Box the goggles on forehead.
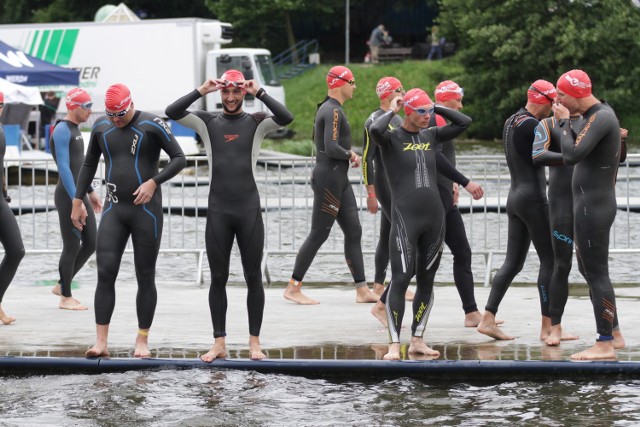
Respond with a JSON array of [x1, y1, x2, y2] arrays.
[[105, 103, 131, 118], [436, 86, 464, 97], [328, 72, 355, 86], [394, 87, 404, 93], [529, 86, 555, 103], [223, 80, 245, 88], [407, 103, 435, 116], [70, 101, 93, 110]]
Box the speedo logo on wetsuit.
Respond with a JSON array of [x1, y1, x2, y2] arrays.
[[553, 230, 573, 245], [224, 134, 239, 142], [403, 142, 431, 151], [130, 134, 139, 155]]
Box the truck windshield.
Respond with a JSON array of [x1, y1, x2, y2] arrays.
[[255, 55, 280, 87]]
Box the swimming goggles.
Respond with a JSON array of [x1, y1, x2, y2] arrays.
[[105, 104, 131, 118]]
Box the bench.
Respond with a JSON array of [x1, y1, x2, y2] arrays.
[[378, 47, 413, 62]]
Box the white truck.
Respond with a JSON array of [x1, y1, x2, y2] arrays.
[[0, 18, 285, 119]]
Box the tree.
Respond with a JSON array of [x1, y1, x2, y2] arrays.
[[205, 0, 342, 56], [436, 0, 640, 139]]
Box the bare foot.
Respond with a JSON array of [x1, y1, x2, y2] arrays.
[[540, 316, 552, 341], [613, 328, 625, 349], [571, 341, 616, 360], [404, 289, 415, 301], [283, 282, 319, 305], [373, 282, 385, 296], [477, 312, 514, 340], [249, 335, 266, 360], [371, 301, 388, 328], [85, 344, 109, 357], [383, 343, 401, 360], [408, 337, 440, 358], [51, 283, 62, 296], [356, 286, 379, 303], [134, 330, 151, 358], [201, 338, 227, 362], [545, 324, 579, 346], [59, 297, 88, 311], [0, 311, 16, 325], [465, 311, 504, 327]]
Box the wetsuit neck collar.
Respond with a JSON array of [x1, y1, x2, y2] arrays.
[[222, 111, 246, 120]]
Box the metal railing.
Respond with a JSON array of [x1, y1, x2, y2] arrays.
[[4, 154, 640, 286]]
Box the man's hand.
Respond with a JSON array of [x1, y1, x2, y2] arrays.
[[71, 198, 88, 231], [452, 183, 459, 206], [552, 102, 570, 120], [464, 181, 484, 200], [133, 179, 158, 205], [241, 80, 260, 96], [89, 191, 103, 214], [367, 195, 379, 214], [198, 79, 226, 95], [350, 151, 361, 168], [389, 96, 403, 114]]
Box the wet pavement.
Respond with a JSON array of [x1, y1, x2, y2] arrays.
[[1, 280, 639, 362]]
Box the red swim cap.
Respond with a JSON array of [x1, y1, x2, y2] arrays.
[[220, 69, 245, 87], [434, 80, 463, 102], [0, 91, 4, 103], [105, 84, 132, 112], [403, 88, 432, 116], [376, 77, 402, 100], [557, 70, 592, 98], [527, 80, 557, 105], [65, 88, 91, 110], [326, 66, 354, 89]]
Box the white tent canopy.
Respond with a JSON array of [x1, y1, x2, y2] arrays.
[[0, 77, 43, 105], [101, 3, 141, 22]]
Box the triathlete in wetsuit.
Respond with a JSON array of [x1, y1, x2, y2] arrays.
[[0, 93, 25, 325], [50, 88, 102, 311], [72, 84, 186, 358], [362, 77, 405, 298], [532, 114, 582, 345], [553, 69, 624, 360], [370, 89, 476, 360], [477, 80, 556, 341], [428, 80, 486, 327], [166, 70, 293, 361], [284, 66, 378, 305]]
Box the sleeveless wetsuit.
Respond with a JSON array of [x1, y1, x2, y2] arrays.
[[428, 113, 479, 314], [0, 124, 24, 303], [291, 97, 366, 287], [484, 108, 552, 317], [75, 111, 186, 329], [362, 109, 403, 285], [370, 106, 472, 343], [166, 89, 293, 339], [50, 120, 97, 298], [559, 102, 621, 339]]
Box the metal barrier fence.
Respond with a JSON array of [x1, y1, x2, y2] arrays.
[[4, 153, 640, 286]]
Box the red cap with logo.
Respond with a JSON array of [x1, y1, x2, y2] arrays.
[[403, 88, 433, 116], [527, 80, 557, 105], [105, 84, 132, 112], [434, 80, 464, 102], [326, 66, 354, 89], [376, 77, 402, 100], [557, 69, 592, 98], [65, 88, 91, 110], [220, 69, 245, 87]]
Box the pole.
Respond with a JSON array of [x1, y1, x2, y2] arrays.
[[345, 0, 350, 64]]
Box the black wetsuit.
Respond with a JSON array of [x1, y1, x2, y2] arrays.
[[75, 112, 186, 329], [0, 124, 25, 303], [291, 97, 366, 287], [532, 116, 581, 326], [362, 109, 403, 285], [427, 113, 479, 314], [485, 108, 552, 317], [51, 120, 97, 298], [166, 89, 293, 339], [559, 102, 621, 340], [370, 106, 472, 343]]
